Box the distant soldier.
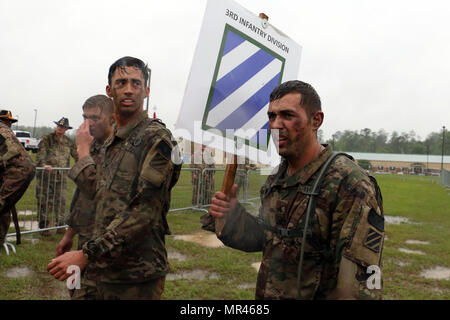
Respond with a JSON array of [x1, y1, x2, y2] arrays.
[[234, 157, 255, 198], [191, 144, 215, 206], [36, 117, 78, 234], [0, 110, 35, 249]]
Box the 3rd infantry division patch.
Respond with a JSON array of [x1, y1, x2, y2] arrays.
[[364, 227, 382, 253]]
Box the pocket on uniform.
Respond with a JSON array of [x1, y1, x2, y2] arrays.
[[342, 205, 384, 268]]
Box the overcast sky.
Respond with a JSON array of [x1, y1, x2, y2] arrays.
[[1, 0, 448, 141]]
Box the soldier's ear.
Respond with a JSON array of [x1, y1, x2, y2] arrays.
[[106, 85, 112, 98], [312, 111, 324, 130]]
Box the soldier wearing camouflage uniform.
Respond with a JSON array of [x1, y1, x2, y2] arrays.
[[56, 95, 114, 253], [209, 81, 384, 300], [47, 57, 181, 300], [36, 117, 78, 232], [55, 95, 114, 299], [190, 145, 215, 206], [0, 110, 35, 246], [234, 157, 255, 198]]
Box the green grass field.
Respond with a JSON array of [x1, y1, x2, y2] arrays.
[[1, 172, 449, 300]]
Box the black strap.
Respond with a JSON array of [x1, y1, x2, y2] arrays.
[[296, 152, 352, 299]]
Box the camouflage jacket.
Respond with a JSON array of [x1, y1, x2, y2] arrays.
[[0, 121, 35, 213], [36, 132, 78, 168], [70, 112, 181, 283], [66, 139, 103, 249], [218, 145, 384, 300]]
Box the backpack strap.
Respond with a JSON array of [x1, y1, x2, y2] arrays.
[[296, 152, 351, 298]]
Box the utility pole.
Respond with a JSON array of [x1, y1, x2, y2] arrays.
[[442, 126, 446, 171], [33, 109, 37, 137]]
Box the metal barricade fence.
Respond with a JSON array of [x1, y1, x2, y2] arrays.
[[6, 166, 269, 242], [442, 169, 450, 188], [169, 168, 206, 213], [7, 167, 75, 239]]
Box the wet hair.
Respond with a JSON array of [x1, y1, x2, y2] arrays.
[[107, 56, 151, 85], [82, 95, 114, 116], [270, 80, 321, 119]]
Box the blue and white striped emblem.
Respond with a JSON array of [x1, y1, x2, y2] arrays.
[[202, 25, 285, 149]]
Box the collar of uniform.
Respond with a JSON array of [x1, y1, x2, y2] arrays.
[[115, 111, 148, 140], [90, 139, 103, 154], [283, 144, 332, 187]]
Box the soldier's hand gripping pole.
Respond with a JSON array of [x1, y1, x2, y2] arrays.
[[215, 155, 238, 237]]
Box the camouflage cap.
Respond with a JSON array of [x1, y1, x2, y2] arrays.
[[0, 110, 18, 123], [54, 117, 72, 129]]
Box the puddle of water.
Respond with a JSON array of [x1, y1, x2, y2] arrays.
[[237, 283, 255, 290], [168, 250, 188, 262], [6, 236, 40, 245], [398, 248, 425, 255], [166, 269, 219, 281], [385, 216, 420, 225], [420, 267, 450, 280], [173, 232, 224, 248], [405, 240, 430, 245], [4, 266, 34, 278], [17, 210, 35, 216], [394, 260, 410, 267], [9, 221, 39, 231], [251, 262, 261, 272]]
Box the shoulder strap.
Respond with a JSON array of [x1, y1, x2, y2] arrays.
[[296, 151, 351, 298]]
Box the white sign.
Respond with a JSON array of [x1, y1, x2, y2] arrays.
[[175, 0, 302, 165]]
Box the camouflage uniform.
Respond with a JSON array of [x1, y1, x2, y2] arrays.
[[36, 132, 78, 228], [190, 152, 215, 206], [66, 140, 103, 249], [0, 121, 35, 244], [218, 145, 384, 299], [69, 112, 181, 299]]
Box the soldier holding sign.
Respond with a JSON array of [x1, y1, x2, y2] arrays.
[[210, 81, 384, 300]]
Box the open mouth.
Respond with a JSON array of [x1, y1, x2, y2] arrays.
[[121, 99, 135, 106]]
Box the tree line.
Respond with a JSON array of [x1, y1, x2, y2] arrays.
[[12, 125, 448, 156], [320, 128, 448, 155]]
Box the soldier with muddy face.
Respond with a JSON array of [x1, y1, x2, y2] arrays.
[[47, 56, 181, 300], [209, 80, 384, 300]]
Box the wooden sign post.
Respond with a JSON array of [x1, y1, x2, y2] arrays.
[[215, 155, 238, 237]]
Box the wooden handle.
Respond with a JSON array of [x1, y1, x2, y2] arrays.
[[216, 155, 238, 236]]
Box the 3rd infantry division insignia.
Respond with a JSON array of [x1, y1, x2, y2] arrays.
[[364, 227, 382, 253]]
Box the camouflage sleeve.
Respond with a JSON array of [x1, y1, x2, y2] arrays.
[[65, 187, 80, 229], [35, 136, 48, 167], [218, 202, 265, 252], [68, 156, 97, 200], [82, 130, 180, 263], [70, 138, 79, 163], [331, 178, 384, 300], [0, 135, 35, 213]]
